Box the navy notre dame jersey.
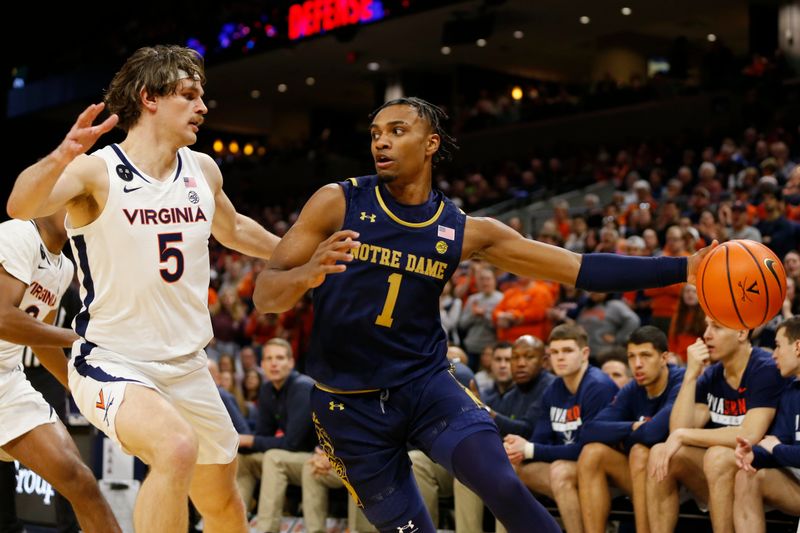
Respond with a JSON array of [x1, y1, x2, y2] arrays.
[[308, 175, 465, 390]]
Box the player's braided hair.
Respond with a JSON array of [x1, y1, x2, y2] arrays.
[[369, 97, 458, 167]]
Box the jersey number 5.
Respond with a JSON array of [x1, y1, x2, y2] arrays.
[[158, 232, 184, 283], [375, 273, 402, 327]]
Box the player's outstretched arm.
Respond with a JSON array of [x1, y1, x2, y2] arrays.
[[0, 267, 77, 348], [7, 103, 117, 220], [254, 184, 359, 314], [462, 216, 716, 291], [200, 153, 280, 259]]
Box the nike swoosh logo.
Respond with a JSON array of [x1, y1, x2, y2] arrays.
[[37, 264, 48, 270], [764, 258, 783, 287], [123, 185, 142, 193]]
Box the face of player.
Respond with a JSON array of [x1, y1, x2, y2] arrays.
[[490, 347, 513, 385], [261, 344, 294, 388], [156, 77, 206, 147], [369, 104, 439, 183], [601, 360, 631, 389], [548, 339, 588, 379], [627, 342, 668, 387], [511, 343, 545, 385], [772, 328, 800, 377], [702, 317, 746, 362]]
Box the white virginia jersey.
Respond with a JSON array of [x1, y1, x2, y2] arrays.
[[67, 144, 215, 361], [0, 220, 73, 372]]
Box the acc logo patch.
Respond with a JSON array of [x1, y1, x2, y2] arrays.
[[116, 164, 134, 182], [188, 191, 200, 204], [435, 240, 448, 254]]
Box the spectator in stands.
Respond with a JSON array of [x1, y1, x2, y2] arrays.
[[727, 200, 762, 242], [597, 346, 632, 389], [646, 319, 784, 533], [210, 287, 246, 355], [504, 324, 618, 533], [207, 359, 250, 434], [564, 215, 590, 253], [579, 326, 684, 533], [455, 335, 555, 532], [493, 277, 555, 344], [733, 316, 800, 531], [757, 185, 799, 260], [473, 343, 495, 392], [458, 267, 503, 368], [241, 368, 263, 429], [236, 338, 316, 531], [482, 342, 514, 400], [643, 225, 687, 334], [575, 292, 641, 357], [668, 283, 706, 362], [440, 280, 462, 345]]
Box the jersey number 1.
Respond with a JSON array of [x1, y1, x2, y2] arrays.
[[158, 232, 184, 283], [375, 273, 402, 327]]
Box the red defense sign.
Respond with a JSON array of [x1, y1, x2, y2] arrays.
[[288, 0, 379, 40]]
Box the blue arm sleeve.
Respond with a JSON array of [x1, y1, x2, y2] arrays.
[[752, 445, 781, 469], [581, 387, 636, 444], [575, 254, 687, 293], [533, 441, 583, 462], [772, 444, 800, 468], [493, 412, 533, 439], [630, 383, 681, 447]]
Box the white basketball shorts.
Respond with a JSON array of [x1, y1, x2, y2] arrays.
[[68, 341, 237, 465]]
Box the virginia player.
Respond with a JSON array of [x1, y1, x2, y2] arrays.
[[0, 211, 120, 532], [8, 45, 279, 533], [647, 318, 785, 533], [253, 97, 713, 533]]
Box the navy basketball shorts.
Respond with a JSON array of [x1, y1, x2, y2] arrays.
[[310, 367, 497, 517]]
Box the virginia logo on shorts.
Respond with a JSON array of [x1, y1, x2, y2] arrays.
[[95, 389, 115, 426]]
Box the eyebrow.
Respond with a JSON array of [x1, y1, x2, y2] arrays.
[[369, 120, 410, 129]]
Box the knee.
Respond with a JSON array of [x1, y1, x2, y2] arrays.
[[578, 442, 607, 470], [734, 468, 763, 499], [157, 432, 199, 477], [549, 461, 577, 493], [58, 458, 100, 499], [628, 444, 650, 476], [261, 449, 287, 474], [703, 446, 735, 480]]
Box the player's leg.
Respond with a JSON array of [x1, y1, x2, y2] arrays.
[[702, 445, 738, 533], [548, 460, 583, 533], [441, 431, 561, 533], [189, 460, 247, 533], [251, 450, 308, 533], [310, 389, 436, 533], [734, 467, 800, 533], [113, 384, 200, 532], [628, 443, 652, 533], [577, 442, 631, 533], [2, 421, 120, 533], [646, 445, 707, 533], [169, 352, 247, 533], [517, 461, 555, 498]]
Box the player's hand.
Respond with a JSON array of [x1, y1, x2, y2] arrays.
[[503, 434, 526, 465], [685, 338, 710, 380], [758, 434, 781, 454], [686, 240, 718, 286], [301, 230, 360, 288], [649, 431, 683, 481], [52, 103, 118, 165], [735, 436, 756, 472]]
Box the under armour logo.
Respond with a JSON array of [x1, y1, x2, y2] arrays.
[[360, 212, 376, 222], [329, 401, 345, 411], [397, 520, 418, 532]]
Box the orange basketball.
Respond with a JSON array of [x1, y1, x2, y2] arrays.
[[696, 240, 787, 330]]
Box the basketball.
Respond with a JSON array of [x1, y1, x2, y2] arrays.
[[696, 240, 787, 330]]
